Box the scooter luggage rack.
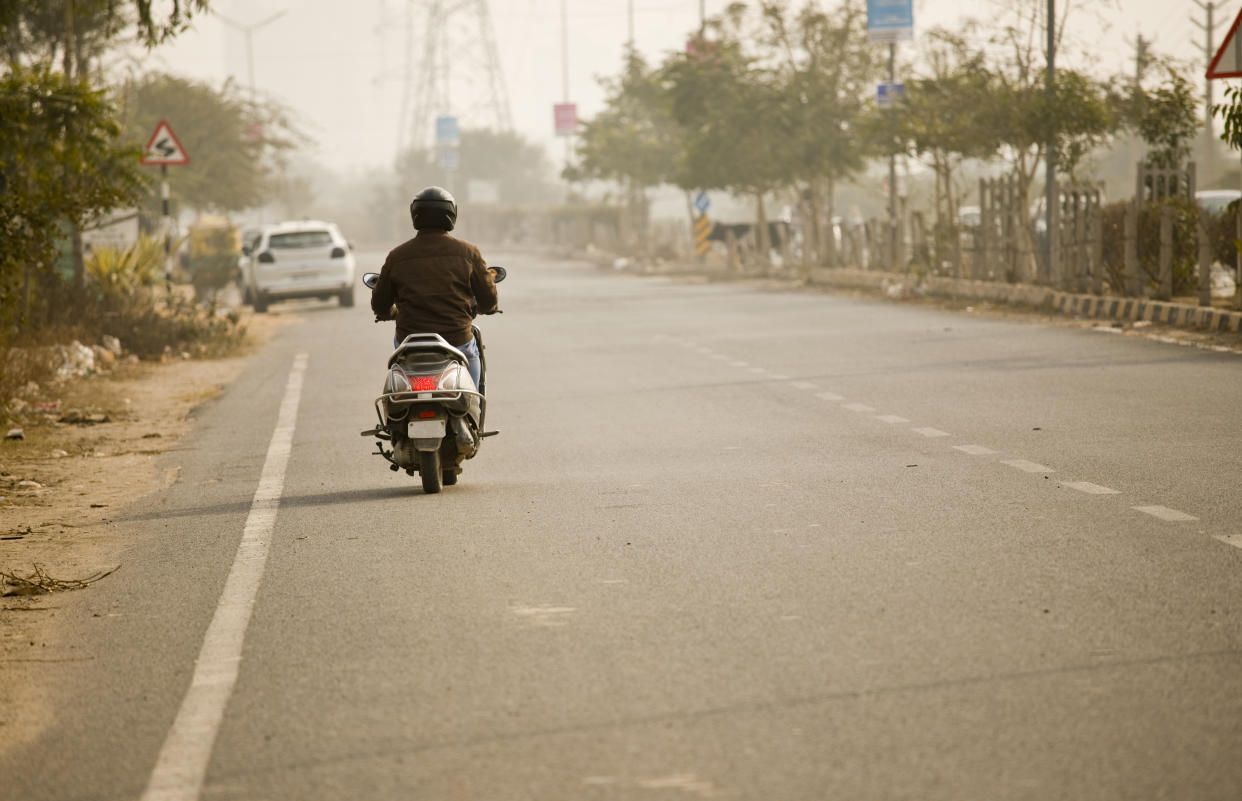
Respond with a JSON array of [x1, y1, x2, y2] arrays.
[[388, 333, 468, 369], [372, 389, 485, 428]]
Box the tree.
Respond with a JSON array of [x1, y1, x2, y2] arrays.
[[755, 0, 881, 267], [1123, 62, 1200, 170], [0, 66, 147, 338], [118, 73, 303, 213]]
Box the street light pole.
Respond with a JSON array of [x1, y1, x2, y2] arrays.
[[215, 9, 287, 103]]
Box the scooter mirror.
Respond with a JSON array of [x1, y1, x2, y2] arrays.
[[491, 265, 507, 283], [362, 272, 379, 289]]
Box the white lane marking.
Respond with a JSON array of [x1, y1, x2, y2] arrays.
[[1062, 481, 1121, 495], [1001, 459, 1055, 473], [790, 381, 818, 391], [843, 403, 875, 412], [141, 352, 308, 801], [875, 414, 909, 424], [770, 373, 790, 380], [747, 366, 766, 374], [953, 444, 997, 456], [1133, 505, 1198, 522], [730, 360, 749, 367], [912, 427, 950, 438], [511, 605, 577, 627], [816, 391, 844, 401], [1214, 534, 1242, 549]]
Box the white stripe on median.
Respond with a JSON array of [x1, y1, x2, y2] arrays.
[[141, 351, 309, 801]]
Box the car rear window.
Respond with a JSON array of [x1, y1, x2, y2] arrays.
[[269, 231, 333, 248]]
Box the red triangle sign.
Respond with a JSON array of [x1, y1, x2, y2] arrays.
[[1208, 9, 1242, 79], [141, 119, 190, 166]]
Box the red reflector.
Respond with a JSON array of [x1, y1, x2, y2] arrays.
[[410, 375, 438, 391], [417, 410, 438, 419]]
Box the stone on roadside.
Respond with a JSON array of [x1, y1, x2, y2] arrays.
[[51, 449, 69, 458], [102, 335, 123, 355], [5, 428, 23, 440]]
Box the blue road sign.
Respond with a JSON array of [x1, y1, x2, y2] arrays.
[[877, 82, 906, 108], [694, 191, 710, 214], [435, 116, 460, 146], [866, 0, 913, 43]]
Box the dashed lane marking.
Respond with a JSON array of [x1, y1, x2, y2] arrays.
[[816, 392, 844, 401], [790, 381, 818, 390], [1214, 534, 1242, 549], [730, 360, 749, 367], [876, 415, 910, 424], [912, 427, 950, 438], [1001, 459, 1055, 473], [953, 444, 998, 456], [843, 403, 875, 412], [1062, 481, 1121, 495], [1133, 505, 1198, 522]]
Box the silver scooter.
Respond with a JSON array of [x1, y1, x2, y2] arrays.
[[359, 267, 506, 493]]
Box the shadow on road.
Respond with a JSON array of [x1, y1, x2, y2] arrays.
[[121, 485, 424, 523]]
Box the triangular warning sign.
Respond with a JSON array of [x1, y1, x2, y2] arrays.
[[1208, 9, 1242, 79], [140, 119, 190, 166]]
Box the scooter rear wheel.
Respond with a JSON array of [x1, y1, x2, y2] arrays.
[[418, 450, 443, 494]]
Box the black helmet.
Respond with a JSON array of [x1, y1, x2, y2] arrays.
[[410, 186, 457, 231]]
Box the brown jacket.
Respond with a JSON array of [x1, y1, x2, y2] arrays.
[[371, 230, 498, 346]]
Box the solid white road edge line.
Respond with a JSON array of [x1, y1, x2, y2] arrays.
[[139, 351, 309, 801]]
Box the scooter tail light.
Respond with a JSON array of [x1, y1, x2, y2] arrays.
[[410, 375, 438, 391], [388, 368, 410, 393]]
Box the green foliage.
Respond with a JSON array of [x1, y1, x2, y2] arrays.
[[86, 232, 177, 300], [0, 66, 148, 342], [1099, 198, 1219, 296], [119, 73, 303, 213], [1125, 63, 1200, 170]]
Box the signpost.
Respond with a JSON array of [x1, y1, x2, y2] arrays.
[[140, 120, 190, 287], [1206, 7, 1242, 309], [867, 0, 913, 269], [876, 82, 905, 108]]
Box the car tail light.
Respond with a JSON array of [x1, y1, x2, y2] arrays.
[[257, 251, 275, 263], [330, 246, 346, 258]]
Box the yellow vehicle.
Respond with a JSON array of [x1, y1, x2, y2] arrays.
[[181, 215, 241, 299]]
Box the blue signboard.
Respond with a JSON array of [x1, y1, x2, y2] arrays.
[[866, 0, 913, 43], [876, 82, 906, 108], [435, 116, 460, 146], [694, 191, 710, 214]]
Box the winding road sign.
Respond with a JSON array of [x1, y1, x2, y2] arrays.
[[1208, 8, 1242, 79], [141, 120, 190, 166]]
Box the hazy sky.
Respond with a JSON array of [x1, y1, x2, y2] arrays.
[[140, 0, 1235, 175]]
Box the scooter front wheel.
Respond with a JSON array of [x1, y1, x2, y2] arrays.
[[418, 450, 443, 494]]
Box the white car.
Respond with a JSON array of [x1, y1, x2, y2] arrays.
[[1195, 189, 1241, 215], [243, 220, 356, 313]]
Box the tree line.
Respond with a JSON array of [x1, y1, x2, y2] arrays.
[[0, 0, 304, 348], [571, 0, 1207, 266]]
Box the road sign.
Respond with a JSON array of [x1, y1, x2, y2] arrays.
[[877, 82, 906, 108], [866, 0, 913, 44], [694, 191, 711, 214], [435, 116, 460, 146], [553, 103, 578, 137], [140, 120, 189, 166], [694, 213, 712, 256], [1208, 8, 1242, 78]]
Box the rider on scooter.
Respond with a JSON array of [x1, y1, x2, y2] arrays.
[[370, 186, 499, 391]]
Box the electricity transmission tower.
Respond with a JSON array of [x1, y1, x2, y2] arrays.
[[393, 0, 513, 155]]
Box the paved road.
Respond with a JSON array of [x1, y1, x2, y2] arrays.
[[6, 252, 1242, 800]]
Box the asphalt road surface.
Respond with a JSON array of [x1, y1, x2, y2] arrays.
[[7, 252, 1242, 800]]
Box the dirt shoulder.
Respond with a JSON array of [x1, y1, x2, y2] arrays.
[[0, 311, 290, 751]]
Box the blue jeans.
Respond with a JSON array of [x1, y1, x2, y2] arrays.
[[394, 334, 482, 392]]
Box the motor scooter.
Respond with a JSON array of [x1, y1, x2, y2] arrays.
[[359, 267, 506, 493]]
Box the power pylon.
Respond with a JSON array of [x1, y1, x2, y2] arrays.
[[394, 0, 513, 155]]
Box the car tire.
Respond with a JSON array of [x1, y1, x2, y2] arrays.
[[253, 293, 269, 313], [339, 287, 355, 308]]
